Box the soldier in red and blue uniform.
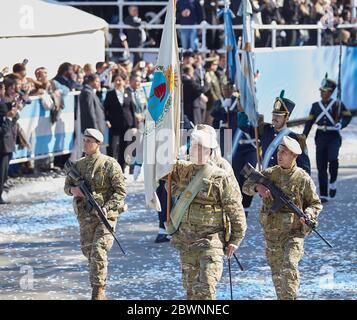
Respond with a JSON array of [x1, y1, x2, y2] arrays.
[[303, 74, 352, 203]]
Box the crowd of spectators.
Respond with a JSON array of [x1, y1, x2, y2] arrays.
[[94, 0, 357, 55], [252, 0, 357, 46], [0, 54, 214, 238], [0, 58, 156, 174], [0, 49, 234, 187], [177, 0, 357, 48]]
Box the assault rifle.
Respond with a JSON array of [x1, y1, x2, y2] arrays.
[[64, 161, 126, 254], [241, 163, 332, 248]]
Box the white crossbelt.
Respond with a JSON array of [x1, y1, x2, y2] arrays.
[[230, 98, 238, 111], [220, 97, 238, 112], [316, 100, 336, 125], [239, 137, 255, 144], [316, 125, 339, 131]]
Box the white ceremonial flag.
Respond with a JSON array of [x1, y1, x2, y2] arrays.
[[143, 0, 181, 211]]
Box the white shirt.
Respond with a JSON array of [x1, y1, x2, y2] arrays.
[[115, 89, 125, 105]]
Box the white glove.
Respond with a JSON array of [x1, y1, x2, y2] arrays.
[[335, 122, 342, 130], [102, 207, 108, 218]]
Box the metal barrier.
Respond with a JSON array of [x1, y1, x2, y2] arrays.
[[10, 92, 79, 164], [60, 0, 357, 54]]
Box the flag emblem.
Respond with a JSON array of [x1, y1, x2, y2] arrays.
[[148, 66, 177, 124]]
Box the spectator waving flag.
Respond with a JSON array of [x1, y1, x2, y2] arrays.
[[143, 0, 181, 211], [218, 0, 237, 84], [236, 0, 259, 127]]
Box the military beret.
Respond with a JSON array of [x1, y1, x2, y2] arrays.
[[191, 124, 218, 149], [281, 136, 302, 155], [84, 128, 104, 143]]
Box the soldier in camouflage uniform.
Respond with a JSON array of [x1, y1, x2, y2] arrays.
[[167, 124, 247, 300], [243, 136, 322, 300], [64, 128, 126, 300]]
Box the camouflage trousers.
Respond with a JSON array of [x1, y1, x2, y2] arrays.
[[179, 249, 224, 300], [78, 215, 117, 287], [264, 232, 305, 300]]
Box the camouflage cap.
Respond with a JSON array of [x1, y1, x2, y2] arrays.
[[84, 128, 104, 143], [281, 136, 302, 155], [191, 124, 218, 149]]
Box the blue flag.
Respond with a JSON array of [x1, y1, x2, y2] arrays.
[[236, 0, 259, 127], [218, 2, 237, 84]]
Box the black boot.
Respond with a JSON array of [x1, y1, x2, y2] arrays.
[[155, 234, 171, 243], [329, 188, 337, 198]]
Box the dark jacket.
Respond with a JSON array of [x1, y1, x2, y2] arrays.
[[0, 103, 18, 155], [104, 89, 136, 133], [238, 112, 311, 175], [176, 0, 204, 25], [211, 96, 239, 131], [182, 75, 205, 123], [79, 84, 106, 134], [124, 16, 143, 47], [53, 75, 82, 91]]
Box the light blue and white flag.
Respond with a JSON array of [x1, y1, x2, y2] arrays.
[[218, 0, 237, 84], [236, 0, 259, 127]]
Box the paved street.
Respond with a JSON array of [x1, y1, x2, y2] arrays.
[[1, 121, 356, 300]]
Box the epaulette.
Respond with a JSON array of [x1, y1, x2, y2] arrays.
[[341, 110, 352, 116]]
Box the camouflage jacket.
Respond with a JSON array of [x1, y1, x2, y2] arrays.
[[243, 164, 322, 235], [64, 151, 126, 219], [170, 157, 247, 251]]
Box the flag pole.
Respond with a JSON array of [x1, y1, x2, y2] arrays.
[[223, 0, 231, 129], [242, 0, 261, 170], [254, 126, 261, 170], [165, 0, 182, 224], [166, 48, 185, 223], [167, 173, 172, 221], [336, 40, 342, 122]]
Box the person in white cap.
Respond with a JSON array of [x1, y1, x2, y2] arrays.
[[243, 136, 322, 300], [165, 124, 247, 300], [64, 128, 127, 300]]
